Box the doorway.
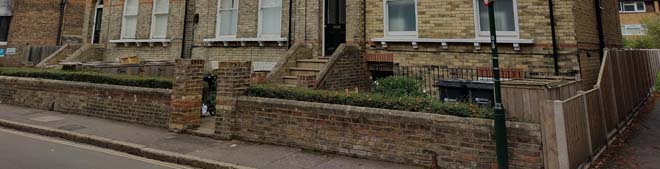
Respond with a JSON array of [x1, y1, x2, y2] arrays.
[[91, 0, 103, 44], [323, 0, 346, 56]]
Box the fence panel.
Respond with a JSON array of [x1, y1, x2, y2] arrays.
[[542, 49, 660, 169], [561, 96, 592, 169], [584, 89, 608, 152]]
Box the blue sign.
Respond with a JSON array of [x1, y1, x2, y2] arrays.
[[0, 49, 5, 58]]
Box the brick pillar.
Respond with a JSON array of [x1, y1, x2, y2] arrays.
[[215, 61, 252, 139], [169, 59, 205, 131]]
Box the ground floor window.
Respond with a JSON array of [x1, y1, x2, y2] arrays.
[[384, 0, 417, 37], [622, 24, 647, 35], [259, 0, 282, 37], [474, 0, 518, 37]]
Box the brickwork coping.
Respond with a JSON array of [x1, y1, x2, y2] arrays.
[[170, 59, 206, 131]]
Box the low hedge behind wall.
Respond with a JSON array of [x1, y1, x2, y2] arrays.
[[0, 67, 173, 89], [246, 84, 493, 119]]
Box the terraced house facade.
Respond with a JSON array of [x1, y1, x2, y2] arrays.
[[1, 0, 622, 88]]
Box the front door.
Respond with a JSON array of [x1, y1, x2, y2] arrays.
[[324, 0, 346, 56], [91, 0, 103, 44]]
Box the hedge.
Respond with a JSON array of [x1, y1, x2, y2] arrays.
[[247, 84, 493, 119], [0, 67, 173, 89]]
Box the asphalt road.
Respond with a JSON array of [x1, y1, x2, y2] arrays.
[[0, 127, 195, 169]]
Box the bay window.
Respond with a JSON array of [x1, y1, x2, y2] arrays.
[[121, 0, 139, 39], [475, 0, 519, 37], [150, 0, 169, 39], [258, 0, 282, 37], [217, 0, 238, 38], [384, 0, 417, 37]]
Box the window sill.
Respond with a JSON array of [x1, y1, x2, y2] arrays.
[[619, 11, 647, 13], [0, 42, 6, 46], [203, 37, 287, 47], [109, 39, 171, 47], [371, 38, 534, 50]]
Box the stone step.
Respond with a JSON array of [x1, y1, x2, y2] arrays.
[[288, 67, 321, 76], [296, 59, 327, 69], [283, 76, 298, 85]]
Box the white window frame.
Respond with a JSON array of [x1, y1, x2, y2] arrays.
[[622, 24, 647, 35], [257, 0, 282, 38], [619, 1, 646, 13], [121, 0, 138, 39], [150, 0, 169, 39], [473, 0, 520, 39], [382, 0, 418, 37], [216, 0, 239, 38]]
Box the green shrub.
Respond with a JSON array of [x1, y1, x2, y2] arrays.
[[247, 84, 493, 119], [372, 76, 428, 98], [0, 67, 173, 89]]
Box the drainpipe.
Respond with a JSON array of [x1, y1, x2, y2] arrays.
[[362, 0, 367, 50], [287, 0, 294, 49], [548, 0, 559, 75], [595, 0, 605, 59], [57, 0, 68, 46], [181, 0, 189, 59]]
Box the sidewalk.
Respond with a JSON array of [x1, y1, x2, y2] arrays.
[[595, 98, 660, 169], [0, 104, 419, 169]]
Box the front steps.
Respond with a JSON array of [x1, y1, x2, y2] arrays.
[[281, 58, 329, 87]]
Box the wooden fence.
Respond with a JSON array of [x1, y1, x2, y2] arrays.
[[541, 49, 660, 169], [501, 79, 581, 123]]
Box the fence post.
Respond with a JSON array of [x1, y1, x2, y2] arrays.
[[553, 100, 570, 169], [578, 91, 594, 158]]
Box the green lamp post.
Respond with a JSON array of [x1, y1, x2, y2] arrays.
[[483, 0, 509, 168]]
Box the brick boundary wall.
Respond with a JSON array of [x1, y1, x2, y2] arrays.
[[226, 97, 543, 168], [0, 76, 171, 128], [170, 59, 206, 131]]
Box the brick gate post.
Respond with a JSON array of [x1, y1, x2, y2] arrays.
[[169, 59, 205, 131], [215, 61, 252, 139]]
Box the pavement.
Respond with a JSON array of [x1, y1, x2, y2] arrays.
[[0, 104, 419, 169], [0, 127, 194, 169], [595, 98, 660, 169]]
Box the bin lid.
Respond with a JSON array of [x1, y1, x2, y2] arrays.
[[436, 80, 469, 87]]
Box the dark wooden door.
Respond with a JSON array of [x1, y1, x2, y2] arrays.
[[92, 1, 103, 44], [324, 0, 346, 56]]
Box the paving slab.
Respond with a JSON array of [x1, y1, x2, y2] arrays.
[[0, 104, 419, 169]]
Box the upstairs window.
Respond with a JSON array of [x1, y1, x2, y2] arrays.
[[384, 0, 417, 37], [619, 1, 646, 13], [0, 0, 12, 42], [151, 0, 169, 39], [475, 0, 519, 37], [621, 24, 647, 35], [217, 0, 238, 38], [121, 0, 139, 39], [259, 0, 282, 37]]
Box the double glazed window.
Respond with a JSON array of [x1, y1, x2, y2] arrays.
[[475, 0, 518, 37], [121, 0, 139, 39], [259, 0, 282, 37], [151, 0, 170, 39], [619, 1, 646, 13], [621, 24, 647, 35], [217, 0, 238, 37], [384, 0, 417, 37], [0, 0, 12, 42]]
